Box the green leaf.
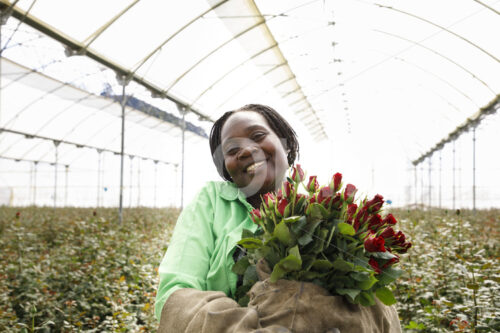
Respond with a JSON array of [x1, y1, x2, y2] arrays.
[[283, 216, 302, 223], [358, 291, 375, 306], [405, 321, 425, 330], [378, 267, 403, 285], [375, 286, 397, 305], [336, 288, 361, 302], [241, 228, 255, 239], [369, 251, 397, 260], [243, 265, 258, 286], [291, 216, 307, 234], [297, 220, 321, 246], [269, 254, 302, 282], [273, 221, 292, 246], [288, 245, 301, 261], [356, 273, 378, 290], [311, 259, 334, 272], [270, 264, 287, 282], [237, 237, 263, 249], [332, 258, 355, 272], [337, 222, 355, 236], [231, 257, 250, 275], [350, 271, 370, 282]]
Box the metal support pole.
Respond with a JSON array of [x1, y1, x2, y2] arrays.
[[420, 164, 424, 207], [414, 165, 417, 208], [64, 165, 69, 206], [117, 77, 128, 224], [439, 150, 442, 209], [129, 155, 134, 208], [179, 106, 187, 209], [33, 161, 38, 205], [452, 140, 456, 210], [472, 127, 476, 213], [428, 157, 432, 208], [97, 149, 102, 207], [53, 140, 60, 208], [154, 160, 158, 208], [137, 158, 141, 207]]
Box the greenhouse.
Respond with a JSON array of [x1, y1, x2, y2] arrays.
[[0, 0, 498, 332]]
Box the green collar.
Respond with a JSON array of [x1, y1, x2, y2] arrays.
[[217, 181, 254, 212]]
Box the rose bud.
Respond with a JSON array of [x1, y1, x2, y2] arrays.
[[365, 194, 384, 212], [277, 198, 289, 217], [382, 213, 397, 225], [379, 226, 395, 239], [343, 184, 357, 203], [307, 176, 319, 193], [15, 211, 21, 219], [331, 172, 342, 192], [346, 203, 358, 223], [382, 256, 400, 269], [367, 214, 383, 231], [317, 186, 333, 206], [291, 164, 305, 183], [364, 234, 386, 252], [263, 192, 275, 209], [250, 209, 262, 223], [369, 257, 382, 274]]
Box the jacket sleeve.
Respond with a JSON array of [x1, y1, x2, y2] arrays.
[[154, 184, 216, 321]]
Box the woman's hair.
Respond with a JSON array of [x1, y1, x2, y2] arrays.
[[209, 104, 299, 181]]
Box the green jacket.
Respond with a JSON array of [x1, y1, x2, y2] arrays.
[[155, 181, 258, 321]]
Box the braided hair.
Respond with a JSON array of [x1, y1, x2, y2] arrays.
[[209, 104, 299, 181]]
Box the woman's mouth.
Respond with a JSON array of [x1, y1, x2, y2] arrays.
[[245, 160, 266, 173]]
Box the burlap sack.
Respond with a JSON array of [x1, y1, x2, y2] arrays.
[[247, 278, 402, 333], [158, 288, 291, 333]]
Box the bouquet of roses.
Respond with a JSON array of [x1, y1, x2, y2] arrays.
[[232, 165, 411, 307]]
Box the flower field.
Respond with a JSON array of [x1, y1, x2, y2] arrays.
[[0, 206, 498, 332], [0, 207, 178, 332]]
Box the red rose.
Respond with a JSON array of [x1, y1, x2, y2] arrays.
[[353, 206, 369, 231], [346, 203, 358, 224], [382, 213, 397, 225], [263, 192, 275, 208], [365, 194, 384, 212], [379, 226, 395, 239], [369, 257, 382, 274], [394, 231, 406, 245], [382, 255, 400, 269], [332, 172, 342, 192], [277, 198, 289, 216], [292, 164, 305, 183], [276, 189, 283, 201], [343, 184, 357, 203], [367, 214, 383, 231], [364, 235, 386, 252], [307, 176, 319, 192], [317, 186, 333, 206], [250, 209, 261, 223], [283, 181, 294, 198], [15, 211, 21, 219]]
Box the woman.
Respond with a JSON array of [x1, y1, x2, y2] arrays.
[[155, 104, 299, 332]]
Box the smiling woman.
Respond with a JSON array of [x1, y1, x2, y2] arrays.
[[155, 104, 299, 332], [216, 105, 298, 207]]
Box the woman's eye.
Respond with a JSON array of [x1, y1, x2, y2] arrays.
[[225, 147, 239, 155], [252, 132, 266, 141]]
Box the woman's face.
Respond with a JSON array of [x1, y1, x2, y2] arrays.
[[220, 111, 289, 199]]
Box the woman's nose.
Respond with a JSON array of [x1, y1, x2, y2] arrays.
[[237, 146, 258, 160]]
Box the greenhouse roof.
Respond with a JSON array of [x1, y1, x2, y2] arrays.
[[0, 0, 499, 206]]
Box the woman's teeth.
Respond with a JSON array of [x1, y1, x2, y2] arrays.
[[246, 161, 265, 172]]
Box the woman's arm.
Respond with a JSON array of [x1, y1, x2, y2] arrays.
[[155, 184, 216, 320]]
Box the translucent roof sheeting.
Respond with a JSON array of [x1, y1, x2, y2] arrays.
[[0, 0, 498, 208]]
